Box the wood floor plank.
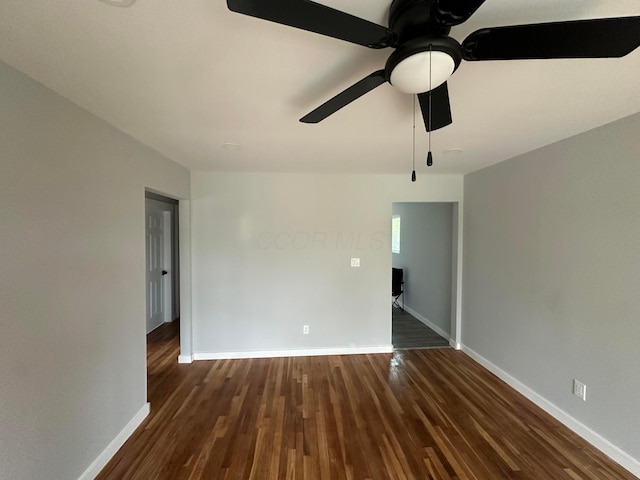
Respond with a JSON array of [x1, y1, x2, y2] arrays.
[[96, 321, 638, 480]]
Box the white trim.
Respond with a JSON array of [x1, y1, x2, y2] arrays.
[[452, 203, 463, 350], [449, 339, 461, 350], [403, 304, 451, 341], [146, 321, 165, 335], [178, 354, 193, 364], [192, 345, 393, 361], [461, 345, 640, 478], [178, 200, 193, 360], [161, 210, 173, 324], [77, 403, 150, 480]]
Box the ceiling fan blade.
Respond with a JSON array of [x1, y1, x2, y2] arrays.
[[300, 70, 387, 123], [417, 82, 452, 132], [432, 0, 486, 26], [462, 16, 640, 61], [227, 0, 396, 48]]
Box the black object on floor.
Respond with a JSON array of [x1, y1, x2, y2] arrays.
[[392, 268, 404, 311]]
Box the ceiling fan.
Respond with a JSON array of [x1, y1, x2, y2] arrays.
[[227, 0, 640, 132]]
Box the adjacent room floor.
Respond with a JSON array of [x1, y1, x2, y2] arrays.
[[392, 306, 450, 349], [95, 322, 636, 479]]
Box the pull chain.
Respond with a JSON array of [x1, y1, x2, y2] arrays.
[[427, 44, 434, 167], [411, 95, 416, 182]]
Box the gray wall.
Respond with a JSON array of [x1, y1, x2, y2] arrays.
[[190, 173, 463, 354], [462, 113, 640, 461], [0, 61, 190, 480], [392, 203, 453, 336]]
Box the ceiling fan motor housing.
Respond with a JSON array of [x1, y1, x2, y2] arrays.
[[389, 0, 452, 42]]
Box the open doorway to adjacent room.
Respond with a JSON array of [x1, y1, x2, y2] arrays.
[[391, 202, 459, 350], [145, 191, 181, 363]]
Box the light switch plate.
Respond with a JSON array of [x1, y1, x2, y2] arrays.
[[351, 258, 360, 267], [573, 379, 587, 401]]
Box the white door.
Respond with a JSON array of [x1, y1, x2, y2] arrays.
[[146, 200, 170, 333]]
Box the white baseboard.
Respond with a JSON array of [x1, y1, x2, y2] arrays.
[[77, 402, 150, 480], [192, 345, 393, 361], [178, 354, 193, 364], [146, 321, 164, 335], [461, 345, 640, 478], [402, 304, 451, 341], [449, 339, 461, 350]]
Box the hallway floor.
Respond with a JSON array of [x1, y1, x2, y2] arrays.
[[392, 307, 450, 349]]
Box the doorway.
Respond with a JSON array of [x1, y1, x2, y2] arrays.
[[391, 202, 460, 350], [145, 192, 179, 334]]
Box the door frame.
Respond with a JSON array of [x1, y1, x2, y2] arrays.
[[390, 201, 463, 349], [144, 189, 192, 362]]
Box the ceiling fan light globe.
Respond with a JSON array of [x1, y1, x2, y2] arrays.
[[389, 51, 455, 94]]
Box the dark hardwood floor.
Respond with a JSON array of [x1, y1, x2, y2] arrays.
[[392, 307, 450, 349], [96, 321, 636, 479]]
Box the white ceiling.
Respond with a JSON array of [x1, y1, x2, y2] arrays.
[[1, 0, 639, 175]]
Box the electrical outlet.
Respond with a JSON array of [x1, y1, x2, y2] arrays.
[[303, 325, 309, 335], [573, 379, 587, 401], [351, 258, 360, 267]]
